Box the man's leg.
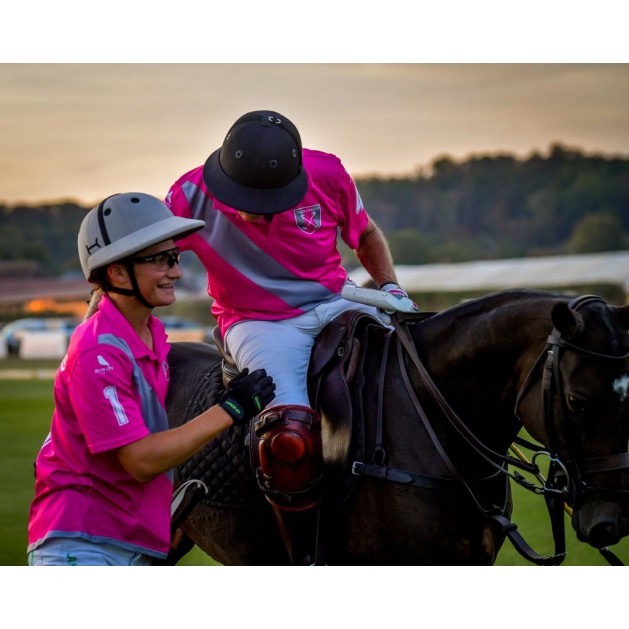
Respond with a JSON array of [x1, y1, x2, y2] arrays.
[[225, 316, 325, 564]]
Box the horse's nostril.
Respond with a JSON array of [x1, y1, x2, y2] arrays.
[[587, 522, 619, 549]]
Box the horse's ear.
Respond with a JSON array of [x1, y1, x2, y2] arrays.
[[611, 305, 629, 330], [551, 302, 584, 338]]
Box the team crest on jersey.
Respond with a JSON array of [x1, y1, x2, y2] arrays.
[[294, 205, 321, 234]]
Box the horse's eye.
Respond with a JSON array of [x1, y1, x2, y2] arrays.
[[567, 395, 587, 416]]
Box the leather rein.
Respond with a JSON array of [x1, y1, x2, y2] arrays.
[[353, 296, 629, 565]]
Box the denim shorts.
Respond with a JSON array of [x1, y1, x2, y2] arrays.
[[28, 537, 154, 566]]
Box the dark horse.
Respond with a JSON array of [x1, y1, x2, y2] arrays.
[[165, 289, 629, 565]]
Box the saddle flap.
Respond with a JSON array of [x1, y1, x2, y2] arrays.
[[308, 309, 384, 471], [309, 321, 349, 379], [309, 309, 382, 379]]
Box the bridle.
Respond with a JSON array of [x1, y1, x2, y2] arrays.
[[353, 295, 629, 565], [513, 295, 629, 510]]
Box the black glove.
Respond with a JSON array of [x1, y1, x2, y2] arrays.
[[219, 368, 276, 425]]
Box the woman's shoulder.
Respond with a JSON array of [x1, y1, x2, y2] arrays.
[[68, 313, 131, 363]]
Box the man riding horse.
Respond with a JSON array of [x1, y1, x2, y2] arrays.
[[164, 109, 417, 563], [166, 289, 629, 565]]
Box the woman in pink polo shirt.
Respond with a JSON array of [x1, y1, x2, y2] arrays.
[[27, 192, 275, 566]]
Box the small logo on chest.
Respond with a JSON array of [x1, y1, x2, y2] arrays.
[[294, 204, 321, 234]]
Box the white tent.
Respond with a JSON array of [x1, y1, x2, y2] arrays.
[[347, 251, 629, 299]]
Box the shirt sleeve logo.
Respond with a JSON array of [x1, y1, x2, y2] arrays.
[[293, 204, 321, 234], [95, 354, 114, 375]]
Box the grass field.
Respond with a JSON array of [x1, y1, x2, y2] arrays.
[[2, 367, 628, 567]]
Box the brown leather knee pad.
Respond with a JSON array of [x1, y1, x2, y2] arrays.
[[254, 405, 324, 511]]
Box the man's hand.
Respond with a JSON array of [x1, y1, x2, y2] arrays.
[[380, 282, 420, 314]]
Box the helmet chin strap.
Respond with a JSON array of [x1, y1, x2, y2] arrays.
[[104, 262, 156, 310]]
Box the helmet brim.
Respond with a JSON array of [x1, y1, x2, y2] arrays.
[[87, 216, 204, 279], [203, 148, 308, 215]]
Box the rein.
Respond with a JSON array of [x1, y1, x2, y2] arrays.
[[356, 296, 629, 566], [388, 316, 567, 565]]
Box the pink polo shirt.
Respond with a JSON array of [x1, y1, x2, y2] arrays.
[[165, 148, 370, 336], [27, 295, 173, 559]]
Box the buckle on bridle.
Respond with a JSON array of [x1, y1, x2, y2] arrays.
[[532, 451, 571, 496]]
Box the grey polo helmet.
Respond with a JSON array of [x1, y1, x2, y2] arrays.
[[78, 192, 205, 281]]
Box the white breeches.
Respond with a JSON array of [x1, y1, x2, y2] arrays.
[[224, 298, 382, 407]]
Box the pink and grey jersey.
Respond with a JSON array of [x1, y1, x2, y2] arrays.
[[165, 148, 370, 336], [27, 295, 173, 559]]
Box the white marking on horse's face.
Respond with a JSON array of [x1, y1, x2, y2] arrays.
[[612, 374, 629, 402]]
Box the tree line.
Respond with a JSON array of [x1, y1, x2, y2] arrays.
[[356, 143, 629, 265], [1, 143, 628, 277]]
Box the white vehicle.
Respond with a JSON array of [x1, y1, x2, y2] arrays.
[[0, 317, 80, 358]]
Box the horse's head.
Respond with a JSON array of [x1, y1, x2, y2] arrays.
[[519, 296, 629, 549]]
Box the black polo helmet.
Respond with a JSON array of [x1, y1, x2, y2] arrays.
[[203, 110, 308, 215]]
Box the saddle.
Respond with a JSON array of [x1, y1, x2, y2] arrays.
[[212, 310, 386, 473]]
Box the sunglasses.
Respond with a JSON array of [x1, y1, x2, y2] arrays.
[[132, 247, 181, 270]]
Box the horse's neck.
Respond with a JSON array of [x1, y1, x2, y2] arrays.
[[415, 310, 542, 375], [407, 301, 552, 446]]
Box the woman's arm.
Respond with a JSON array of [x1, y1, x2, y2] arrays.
[[116, 367, 275, 483], [116, 405, 233, 483]]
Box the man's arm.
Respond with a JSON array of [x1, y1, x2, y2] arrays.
[[354, 218, 398, 288]]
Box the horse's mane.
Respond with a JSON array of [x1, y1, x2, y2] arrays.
[[414, 288, 570, 357], [437, 288, 567, 321]]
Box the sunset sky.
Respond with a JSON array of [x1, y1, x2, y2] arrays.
[[1, 63, 627, 207], [1, 2, 627, 210]]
